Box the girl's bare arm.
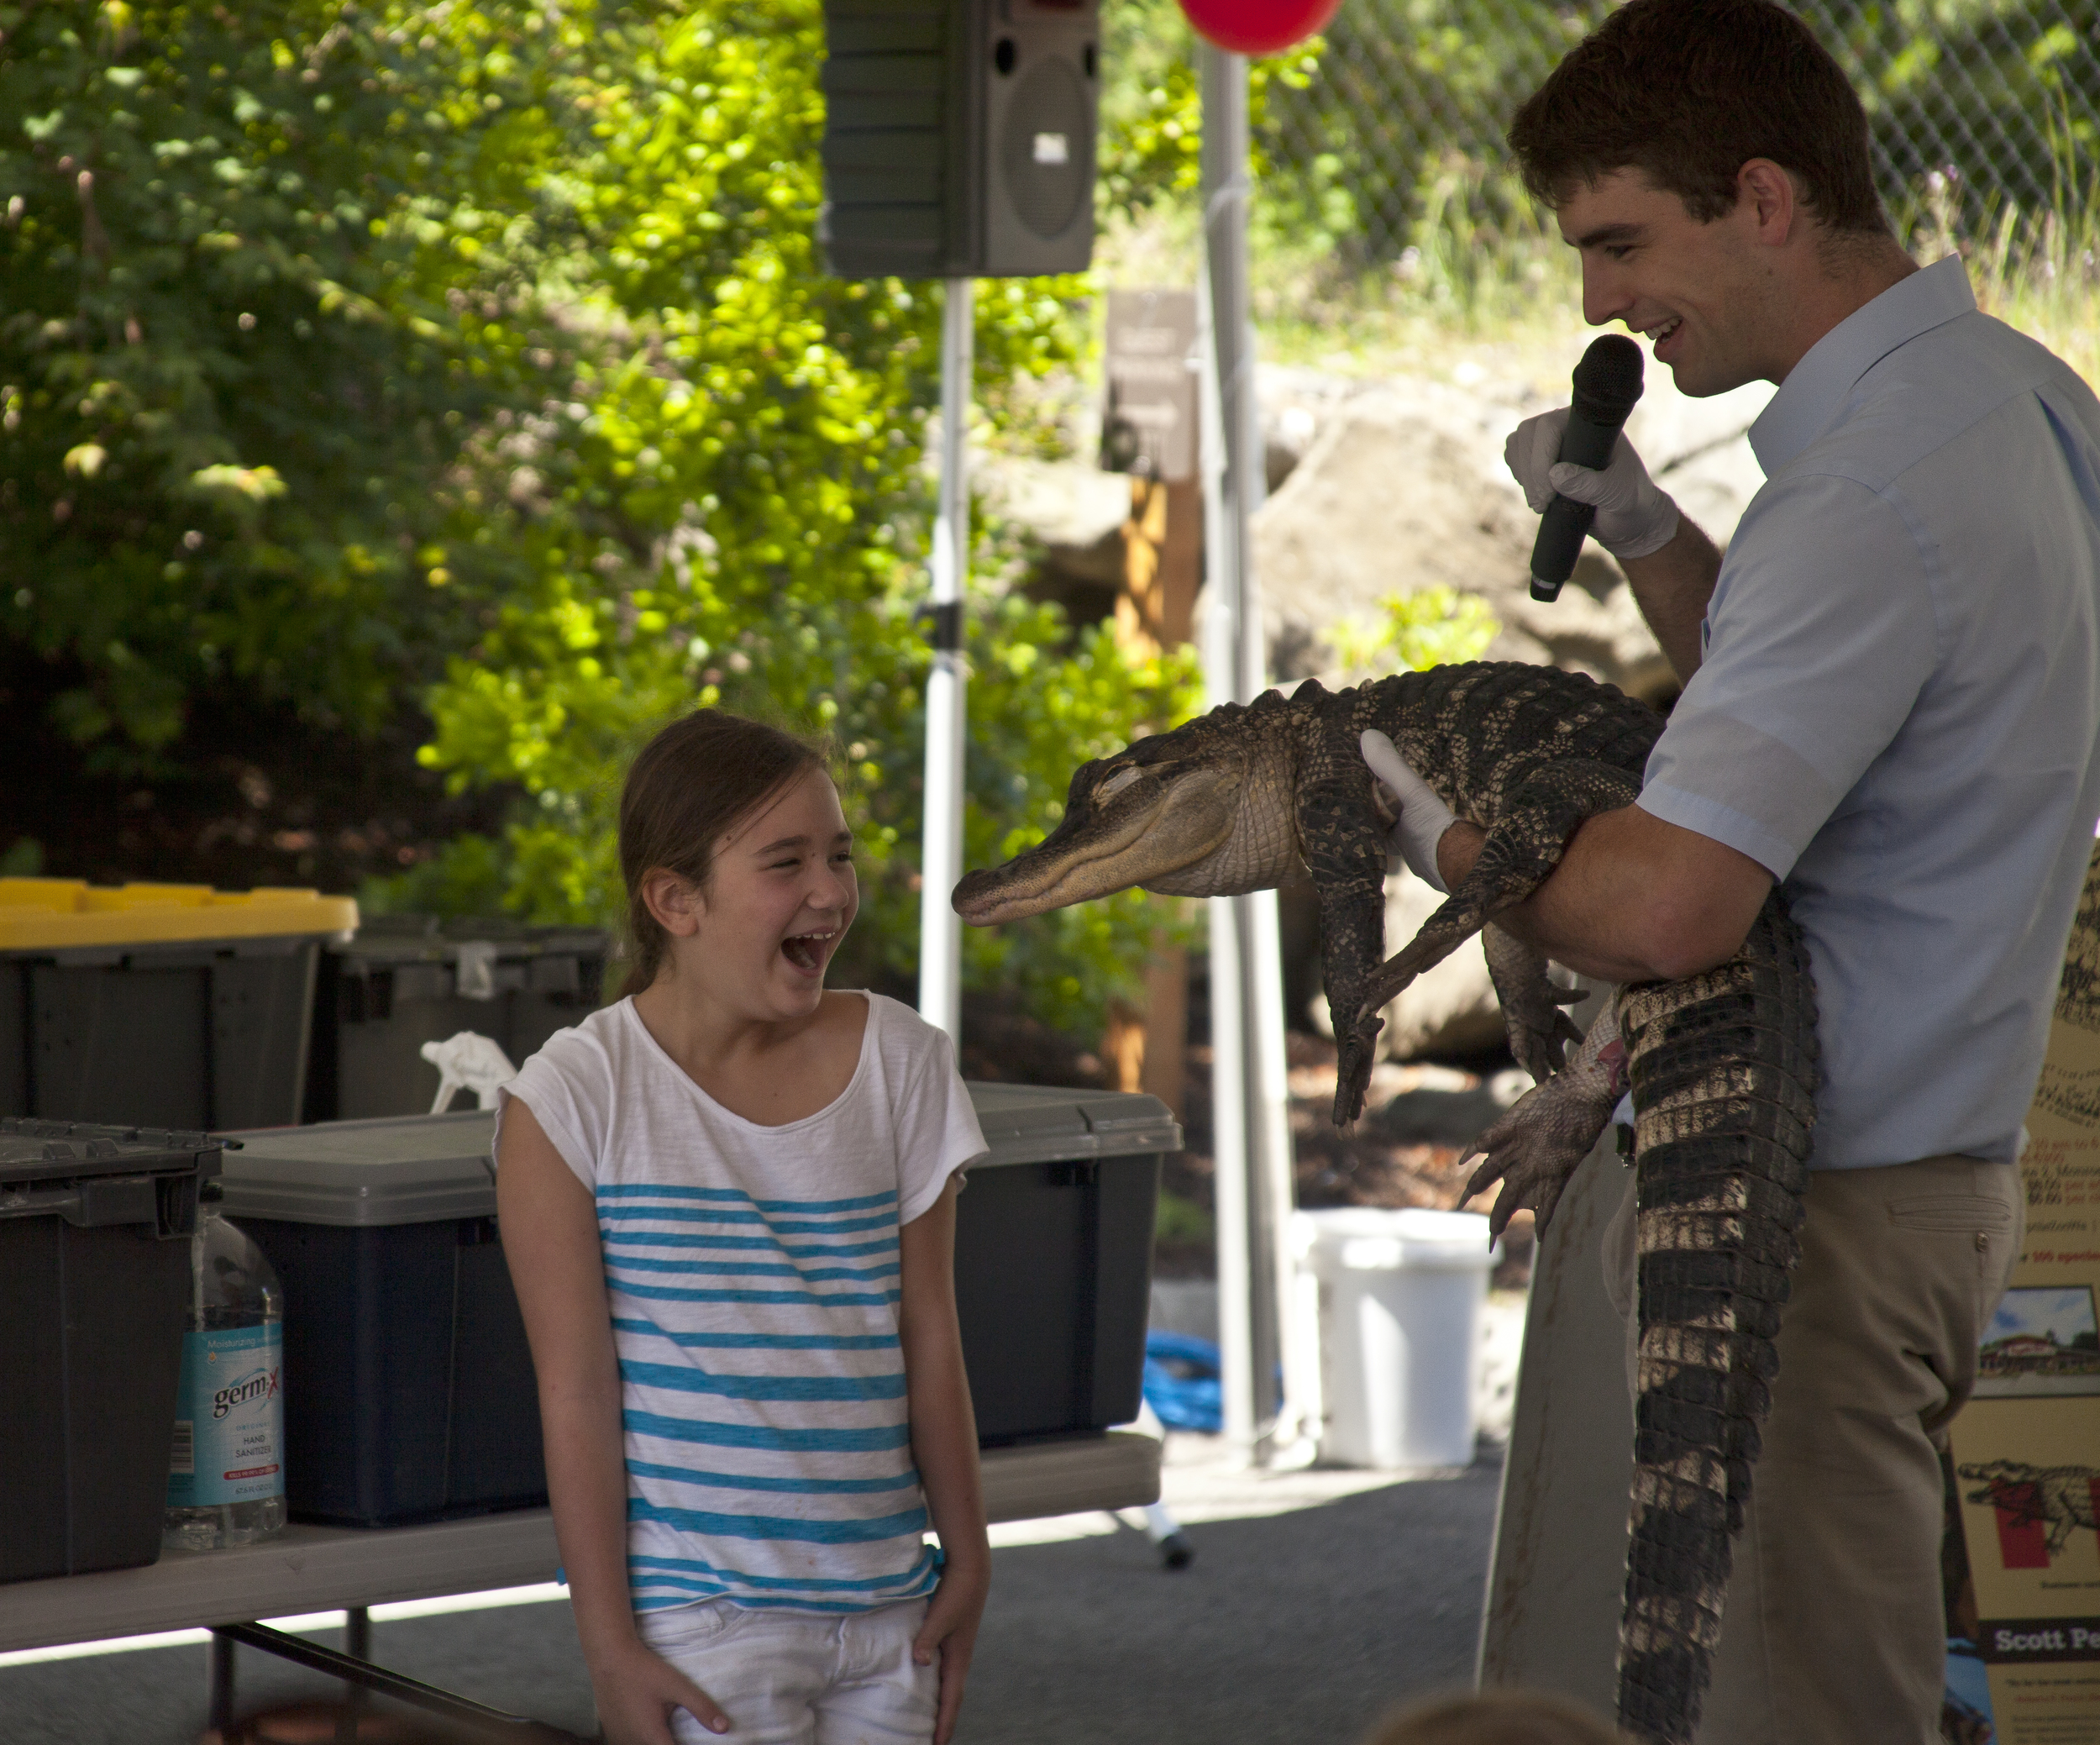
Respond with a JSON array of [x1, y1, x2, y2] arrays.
[[497, 1097, 729, 1743], [899, 1176, 990, 1745]]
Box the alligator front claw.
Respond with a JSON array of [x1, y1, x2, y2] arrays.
[[1335, 1008, 1385, 1125], [1483, 925, 1588, 1084]]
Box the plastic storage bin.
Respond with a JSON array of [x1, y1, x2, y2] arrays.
[[303, 917, 607, 1122], [216, 1112, 543, 1527], [0, 1117, 223, 1581], [1294, 1207, 1498, 1469], [0, 880, 357, 1130], [221, 1080, 1179, 1526], [958, 1083, 1179, 1443]]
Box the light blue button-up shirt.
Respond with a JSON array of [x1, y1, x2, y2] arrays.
[[1637, 255, 2100, 1169]]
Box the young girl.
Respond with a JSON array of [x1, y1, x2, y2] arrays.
[[496, 711, 990, 1745]]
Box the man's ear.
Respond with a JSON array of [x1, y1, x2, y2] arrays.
[[640, 868, 706, 938], [1735, 158, 1802, 246]]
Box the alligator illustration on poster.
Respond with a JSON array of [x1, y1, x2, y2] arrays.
[[1962, 1459, 2100, 1559]]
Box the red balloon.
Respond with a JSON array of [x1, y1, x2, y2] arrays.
[[1177, 0, 1341, 56]]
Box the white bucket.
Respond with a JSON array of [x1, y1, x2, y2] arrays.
[[1294, 1207, 1499, 1469]]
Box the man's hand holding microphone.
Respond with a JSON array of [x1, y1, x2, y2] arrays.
[[1509, 333, 1680, 599], [1362, 335, 1684, 873], [1504, 405, 1681, 578]]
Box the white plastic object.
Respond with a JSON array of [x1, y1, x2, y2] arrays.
[[453, 940, 500, 1000], [1293, 1206, 1499, 1469], [421, 1031, 518, 1115]]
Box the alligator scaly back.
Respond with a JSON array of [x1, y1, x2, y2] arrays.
[[951, 661, 1819, 1743]]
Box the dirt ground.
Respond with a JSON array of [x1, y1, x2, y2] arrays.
[[1157, 1030, 1536, 1290]]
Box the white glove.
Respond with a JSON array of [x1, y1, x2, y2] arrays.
[[1504, 406, 1681, 562], [1361, 730, 1456, 894]]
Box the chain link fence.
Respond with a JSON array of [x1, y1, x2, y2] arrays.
[[1257, 0, 2100, 265]]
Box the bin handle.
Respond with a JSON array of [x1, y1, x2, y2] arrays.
[[0, 1175, 162, 1230]]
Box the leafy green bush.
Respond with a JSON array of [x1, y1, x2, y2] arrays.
[[1325, 585, 1499, 681], [0, 1, 562, 763], [3, 0, 1205, 1037], [391, 0, 1202, 1036]]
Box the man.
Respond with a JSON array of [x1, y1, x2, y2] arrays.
[[1368, 1, 2100, 1738]]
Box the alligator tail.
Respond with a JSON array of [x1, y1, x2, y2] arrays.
[[1612, 896, 1820, 1745]]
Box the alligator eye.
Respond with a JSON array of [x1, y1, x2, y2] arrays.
[[1096, 765, 1141, 800]]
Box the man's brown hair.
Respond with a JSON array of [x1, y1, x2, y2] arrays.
[[1507, 0, 1887, 235]]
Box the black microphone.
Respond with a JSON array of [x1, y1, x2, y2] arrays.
[[1528, 334, 1646, 603]]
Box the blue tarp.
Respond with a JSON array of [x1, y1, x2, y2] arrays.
[[1142, 1329, 1223, 1433]]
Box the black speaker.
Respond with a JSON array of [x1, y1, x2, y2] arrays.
[[820, 0, 1100, 279]]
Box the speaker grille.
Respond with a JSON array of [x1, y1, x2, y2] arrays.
[[1000, 55, 1091, 241]]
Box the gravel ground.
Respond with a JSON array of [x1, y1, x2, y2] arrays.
[[0, 1438, 1502, 1745]]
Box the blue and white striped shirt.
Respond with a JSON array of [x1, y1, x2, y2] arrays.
[[499, 992, 986, 1615]]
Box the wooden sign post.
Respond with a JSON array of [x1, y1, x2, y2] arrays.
[[1100, 288, 1201, 1119]]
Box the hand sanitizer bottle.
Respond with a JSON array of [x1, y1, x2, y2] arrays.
[[164, 1180, 287, 1550]]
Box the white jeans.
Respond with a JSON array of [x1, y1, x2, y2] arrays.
[[638, 1598, 937, 1745]]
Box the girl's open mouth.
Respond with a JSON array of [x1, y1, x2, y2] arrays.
[[780, 928, 837, 973]]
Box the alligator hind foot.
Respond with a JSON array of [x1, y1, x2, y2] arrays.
[[1462, 1003, 1624, 1239]]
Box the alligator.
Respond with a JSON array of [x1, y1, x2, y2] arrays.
[[952, 661, 1819, 1745], [1961, 1459, 2100, 1558]]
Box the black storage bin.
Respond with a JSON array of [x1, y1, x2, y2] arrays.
[[955, 1084, 1179, 1444], [219, 1081, 1178, 1529], [0, 1117, 222, 1582], [0, 880, 355, 1129], [218, 1112, 544, 1527], [304, 916, 607, 1123]]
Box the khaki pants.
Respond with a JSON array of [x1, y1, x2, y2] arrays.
[[1604, 1155, 2023, 1745]]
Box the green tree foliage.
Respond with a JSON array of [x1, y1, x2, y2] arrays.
[[1, 0, 1197, 1033], [1250, 0, 1608, 271], [396, 0, 1199, 1035], [1324, 585, 1498, 681], [1242, 0, 2100, 272], [1095, 0, 1324, 217], [1797, 0, 2100, 224], [0, 0, 564, 759]]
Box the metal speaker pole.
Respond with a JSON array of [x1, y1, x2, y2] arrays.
[[918, 276, 973, 1042], [1200, 40, 1302, 1464]]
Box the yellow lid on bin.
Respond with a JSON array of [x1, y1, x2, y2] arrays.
[[0, 879, 360, 950]]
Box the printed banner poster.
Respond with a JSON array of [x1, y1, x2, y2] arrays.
[[1949, 841, 2100, 1742]]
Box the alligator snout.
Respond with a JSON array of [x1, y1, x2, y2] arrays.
[[952, 866, 1025, 925]]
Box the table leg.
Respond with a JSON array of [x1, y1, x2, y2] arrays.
[[212, 1621, 583, 1742], [207, 1630, 237, 1736], [344, 1606, 372, 1708]]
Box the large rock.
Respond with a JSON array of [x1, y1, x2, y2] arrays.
[[1299, 869, 1510, 1064], [1374, 872, 1512, 1059], [973, 451, 1132, 585], [1252, 365, 1772, 705], [1625, 375, 1773, 551]]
